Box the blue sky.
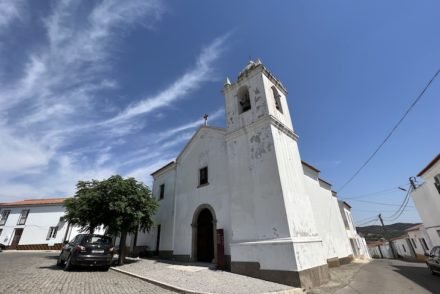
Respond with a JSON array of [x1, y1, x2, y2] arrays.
[[0, 0, 439, 225]]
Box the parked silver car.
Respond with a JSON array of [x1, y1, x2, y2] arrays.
[[425, 246, 440, 275]]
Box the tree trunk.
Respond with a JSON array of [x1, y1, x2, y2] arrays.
[[118, 229, 127, 265]]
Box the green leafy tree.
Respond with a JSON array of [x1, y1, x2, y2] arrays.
[[65, 175, 159, 265]]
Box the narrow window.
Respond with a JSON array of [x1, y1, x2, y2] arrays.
[[17, 209, 30, 225], [437, 230, 440, 239], [402, 244, 406, 252], [238, 86, 251, 113], [434, 174, 440, 194], [411, 238, 417, 248], [0, 229, 2, 236], [0, 210, 10, 226], [271, 86, 283, 113], [46, 227, 58, 240], [419, 238, 429, 251], [159, 184, 165, 200], [199, 167, 208, 186]]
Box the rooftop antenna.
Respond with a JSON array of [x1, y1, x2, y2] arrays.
[[203, 114, 208, 126]]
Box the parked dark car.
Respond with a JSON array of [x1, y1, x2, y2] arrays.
[[57, 234, 114, 271], [425, 246, 440, 275]]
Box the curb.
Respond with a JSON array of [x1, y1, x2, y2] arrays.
[[110, 267, 303, 294], [111, 267, 213, 294]]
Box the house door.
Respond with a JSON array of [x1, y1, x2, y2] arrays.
[[197, 209, 214, 262], [10, 228, 24, 249]]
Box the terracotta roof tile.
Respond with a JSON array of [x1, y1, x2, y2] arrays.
[[0, 197, 68, 207]]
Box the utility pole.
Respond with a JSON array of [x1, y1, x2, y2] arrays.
[[379, 213, 396, 259]]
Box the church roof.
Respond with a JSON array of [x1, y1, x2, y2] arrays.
[[176, 125, 226, 163]]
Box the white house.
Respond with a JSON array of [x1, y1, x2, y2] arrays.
[[389, 235, 414, 259], [0, 198, 104, 250], [338, 201, 370, 259], [368, 241, 394, 259], [136, 60, 360, 288], [0, 198, 71, 250], [410, 154, 440, 247], [406, 224, 433, 260]]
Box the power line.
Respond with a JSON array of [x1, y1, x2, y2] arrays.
[[383, 186, 411, 220], [337, 69, 440, 192], [342, 184, 409, 200], [348, 199, 414, 207], [357, 217, 379, 227]]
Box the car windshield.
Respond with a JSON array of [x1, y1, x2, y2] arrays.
[[83, 235, 112, 245]]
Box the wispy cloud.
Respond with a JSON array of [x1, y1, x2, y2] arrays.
[[0, 0, 24, 30], [0, 1, 229, 201], [104, 34, 229, 126]]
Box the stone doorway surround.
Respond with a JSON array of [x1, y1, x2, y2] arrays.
[[191, 204, 217, 263]]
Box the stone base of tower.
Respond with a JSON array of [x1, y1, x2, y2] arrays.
[[230, 239, 330, 289], [231, 261, 329, 289]]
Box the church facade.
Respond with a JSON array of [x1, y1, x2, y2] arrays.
[[139, 60, 355, 288]]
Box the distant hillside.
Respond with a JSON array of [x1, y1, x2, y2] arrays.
[[357, 223, 420, 242]]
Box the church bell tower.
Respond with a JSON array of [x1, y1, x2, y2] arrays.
[[223, 60, 329, 288]]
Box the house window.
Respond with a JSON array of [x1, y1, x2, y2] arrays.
[[238, 86, 251, 113], [434, 174, 440, 194], [0, 210, 11, 226], [271, 86, 283, 113], [17, 209, 30, 225], [46, 226, 58, 240], [402, 244, 406, 252], [159, 184, 165, 200], [419, 238, 429, 251], [411, 238, 417, 248], [0, 229, 2, 236], [199, 167, 208, 186], [437, 230, 440, 239]]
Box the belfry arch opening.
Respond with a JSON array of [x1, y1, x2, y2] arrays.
[[272, 86, 283, 113], [238, 86, 251, 113], [191, 205, 217, 263]]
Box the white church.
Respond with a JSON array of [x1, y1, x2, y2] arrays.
[[137, 60, 361, 288]]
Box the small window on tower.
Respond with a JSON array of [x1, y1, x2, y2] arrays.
[[238, 86, 251, 113], [434, 174, 440, 194], [159, 184, 165, 200], [199, 167, 208, 186], [272, 86, 283, 113]]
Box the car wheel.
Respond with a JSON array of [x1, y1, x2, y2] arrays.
[[101, 266, 110, 272], [64, 255, 73, 271], [56, 253, 64, 266]]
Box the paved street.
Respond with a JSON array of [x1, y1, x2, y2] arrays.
[[0, 252, 176, 294], [311, 259, 440, 294]]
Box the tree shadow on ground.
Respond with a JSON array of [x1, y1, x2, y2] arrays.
[[392, 264, 440, 293]]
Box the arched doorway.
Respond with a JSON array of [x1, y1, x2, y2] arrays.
[[191, 205, 217, 263], [197, 209, 214, 262]]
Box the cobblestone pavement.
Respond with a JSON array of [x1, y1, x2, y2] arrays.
[[117, 258, 301, 294], [0, 252, 176, 294]]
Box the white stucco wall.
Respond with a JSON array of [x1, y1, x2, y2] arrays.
[[411, 160, 440, 247], [392, 238, 413, 258], [173, 127, 232, 258], [407, 226, 434, 255], [146, 166, 177, 252], [0, 205, 68, 246], [303, 167, 353, 262]]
